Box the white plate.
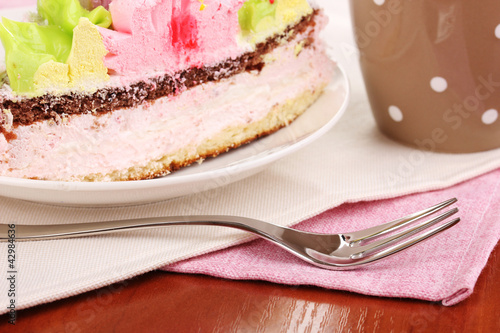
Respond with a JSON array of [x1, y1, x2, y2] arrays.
[[0, 65, 349, 206], [0, 5, 350, 205]]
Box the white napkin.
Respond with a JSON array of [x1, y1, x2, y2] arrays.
[[1, 1, 500, 313]]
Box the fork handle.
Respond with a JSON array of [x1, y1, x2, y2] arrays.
[[0, 215, 291, 243]]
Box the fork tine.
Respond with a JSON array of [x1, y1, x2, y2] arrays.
[[345, 198, 457, 243], [351, 217, 460, 265], [350, 208, 459, 259]]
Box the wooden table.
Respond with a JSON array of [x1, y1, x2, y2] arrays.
[[2, 244, 498, 332]]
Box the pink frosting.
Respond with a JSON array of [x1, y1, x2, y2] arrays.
[[99, 0, 246, 75], [92, 0, 113, 9]]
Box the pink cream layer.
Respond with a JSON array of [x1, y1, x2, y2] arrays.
[[0, 26, 334, 181]]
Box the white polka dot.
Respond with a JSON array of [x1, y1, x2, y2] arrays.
[[495, 24, 500, 39], [374, 0, 385, 5], [388, 105, 403, 122], [482, 109, 498, 125], [430, 77, 448, 93]]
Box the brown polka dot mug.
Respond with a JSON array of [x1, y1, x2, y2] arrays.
[[350, 0, 500, 153]]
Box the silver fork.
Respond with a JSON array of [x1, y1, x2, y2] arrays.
[[0, 198, 459, 270]]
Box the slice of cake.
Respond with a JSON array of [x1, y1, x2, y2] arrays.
[[0, 0, 335, 181]]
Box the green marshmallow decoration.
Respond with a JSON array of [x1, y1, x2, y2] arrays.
[[238, 0, 277, 33], [0, 0, 112, 94], [37, 0, 112, 34], [0, 18, 72, 93]]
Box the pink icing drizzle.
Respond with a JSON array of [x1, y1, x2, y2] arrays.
[[171, 0, 199, 50]]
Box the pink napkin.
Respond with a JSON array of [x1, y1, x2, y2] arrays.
[[163, 168, 500, 306]]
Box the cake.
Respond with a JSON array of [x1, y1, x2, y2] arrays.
[[0, 0, 335, 181]]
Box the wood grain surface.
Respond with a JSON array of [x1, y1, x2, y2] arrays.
[[1, 244, 499, 332]]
